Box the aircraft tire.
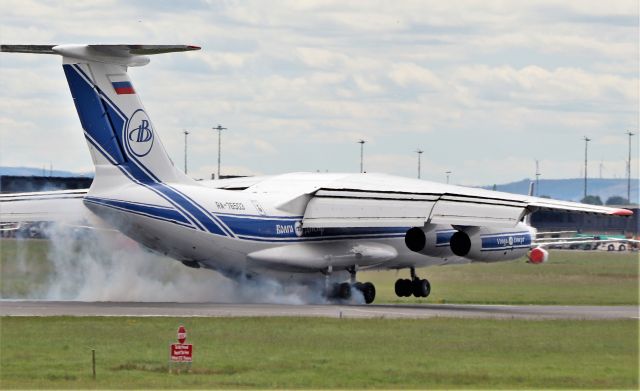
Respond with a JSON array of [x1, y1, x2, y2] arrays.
[[360, 282, 376, 304], [394, 278, 412, 297], [338, 282, 351, 299], [412, 278, 431, 298]]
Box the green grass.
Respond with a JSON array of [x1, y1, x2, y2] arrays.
[[1, 239, 639, 305], [362, 250, 639, 305], [0, 239, 52, 298], [0, 316, 638, 389]]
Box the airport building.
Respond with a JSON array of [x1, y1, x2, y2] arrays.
[[531, 208, 639, 238], [0, 175, 92, 193]]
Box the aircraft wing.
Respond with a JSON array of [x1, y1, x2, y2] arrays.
[[298, 173, 632, 229], [0, 189, 102, 226]]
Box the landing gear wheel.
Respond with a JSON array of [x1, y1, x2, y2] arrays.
[[394, 278, 412, 297], [412, 278, 431, 298], [360, 282, 376, 304], [337, 282, 351, 299]]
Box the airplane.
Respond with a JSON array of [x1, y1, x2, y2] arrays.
[[0, 44, 633, 303]]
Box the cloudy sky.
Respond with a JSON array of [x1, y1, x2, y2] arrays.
[[0, 0, 638, 185]]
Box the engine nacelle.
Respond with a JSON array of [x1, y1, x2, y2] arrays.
[[405, 226, 456, 258], [449, 224, 534, 262], [527, 247, 549, 264]]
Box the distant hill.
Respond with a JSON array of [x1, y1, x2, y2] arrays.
[[0, 166, 93, 178], [484, 178, 639, 204]]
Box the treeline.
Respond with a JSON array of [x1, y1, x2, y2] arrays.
[[580, 195, 630, 206]]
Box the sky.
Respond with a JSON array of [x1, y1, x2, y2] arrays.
[[0, 0, 638, 186]]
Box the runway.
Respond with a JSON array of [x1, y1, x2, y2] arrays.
[[1, 301, 637, 319]]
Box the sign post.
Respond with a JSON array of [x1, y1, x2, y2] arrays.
[[169, 325, 193, 372]]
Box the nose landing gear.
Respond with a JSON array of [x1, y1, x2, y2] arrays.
[[395, 267, 431, 298]]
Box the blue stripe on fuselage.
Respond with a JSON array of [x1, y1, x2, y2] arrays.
[[63, 64, 126, 164], [84, 196, 194, 228], [436, 230, 456, 247], [84, 196, 411, 242], [217, 215, 409, 239]]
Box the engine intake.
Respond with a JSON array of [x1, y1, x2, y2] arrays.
[[450, 231, 471, 257], [405, 227, 427, 252]]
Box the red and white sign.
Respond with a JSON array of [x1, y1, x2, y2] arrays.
[[177, 325, 186, 344], [170, 325, 193, 362], [170, 343, 193, 362]]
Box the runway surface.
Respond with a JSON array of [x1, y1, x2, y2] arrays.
[[1, 301, 638, 319]]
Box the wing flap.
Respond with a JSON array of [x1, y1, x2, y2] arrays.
[[429, 200, 525, 227], [299, 174, 632, 229], [302, 189, 435, 228]]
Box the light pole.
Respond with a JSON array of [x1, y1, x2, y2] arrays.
[[599, 161, 603, 179], [445, 170, 451, 184], [626, 131, 635, 203], [535, 159, 540, 196], [416, 149, 424, 179], [357, 140, 366, 173], [183, 129, 189, 174], [213, 124, 227, 179], [583, 136, 591, 199]]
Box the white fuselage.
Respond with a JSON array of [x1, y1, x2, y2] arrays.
[[83, 171, 534, 284]]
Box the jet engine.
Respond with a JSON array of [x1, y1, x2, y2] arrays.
[[448, 224, 534, 262], [527, 247, 549, 264], [404, 226, 456, 258]]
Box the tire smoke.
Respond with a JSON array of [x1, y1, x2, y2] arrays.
[[4, 223, 355, 304]]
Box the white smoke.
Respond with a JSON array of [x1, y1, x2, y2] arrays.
[[4, 223, 363, 304], [13, 234, 30, 274]]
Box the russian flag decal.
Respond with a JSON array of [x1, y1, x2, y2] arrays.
[[108, 74, 135, 95]]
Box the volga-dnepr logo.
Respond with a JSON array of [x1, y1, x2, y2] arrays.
[[125, 109, 154, 157]]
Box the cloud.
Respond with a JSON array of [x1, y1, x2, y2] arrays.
[[452, 65, 637, 109], [0, 0, 637, 185], [389, 62, 444, 90]]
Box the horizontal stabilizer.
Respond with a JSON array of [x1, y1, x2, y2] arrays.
[[0, 44, 56, 54], [1, 44, 200, 66]]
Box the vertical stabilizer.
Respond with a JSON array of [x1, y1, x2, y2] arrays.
[[1, 44, 200, 187]]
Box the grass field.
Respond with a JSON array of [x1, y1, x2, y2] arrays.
[[1, 239, 639, 388], [1, 239, 638, 305], [1, 239, 54, 298], [362, 250, 640, 305], [0, 316, 638, 389]]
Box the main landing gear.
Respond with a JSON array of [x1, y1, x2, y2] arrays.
[[395, 267, 430, 298], [327, 266, 376, 304]]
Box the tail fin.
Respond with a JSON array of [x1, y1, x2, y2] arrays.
[[1, 44, 200, 186]]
